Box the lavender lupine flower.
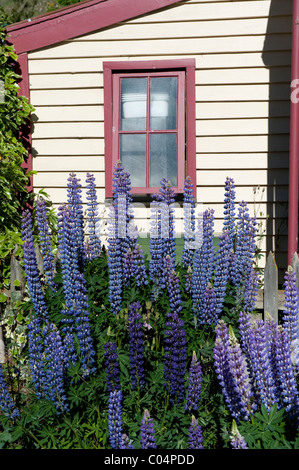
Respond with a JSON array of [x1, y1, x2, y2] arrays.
[[185, 351, 202, 411], [245, 319, 278, 411], [185, 265, 193, 294], [273, 325, 299, 420], [85, 172, 101, 260], [36, 197, 56, 290], [230, 420, 248, 449], [213, 320, 252, 422], [128, 301, 145, 390], [223, 177, 236, 280], [182, 176, 195, 269], [104, 342, 121, 392], [140, 409, 157, 449], [0, 364, 19, 420], [108, 389, 123, 449], [238, 311, 259, 404], [66, 173, 86, 266], [282, 266, 299, 344], [120, 434, 135, 449], [21, 209, 49, 320], [192, 209, 215, 319], [188, 416, 204, 449]]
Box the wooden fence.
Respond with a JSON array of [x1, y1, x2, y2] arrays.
[[255, 251, 299, 322]]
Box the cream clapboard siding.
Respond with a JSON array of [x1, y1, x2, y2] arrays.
[[28, 0, 292, 262]]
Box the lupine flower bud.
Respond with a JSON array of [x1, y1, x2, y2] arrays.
[[230, 420, 248, 449]]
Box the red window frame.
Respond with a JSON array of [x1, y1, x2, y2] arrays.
[[103, 59, 196, 198]]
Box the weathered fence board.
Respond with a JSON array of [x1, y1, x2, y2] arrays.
[[263, 251, 278, 322]]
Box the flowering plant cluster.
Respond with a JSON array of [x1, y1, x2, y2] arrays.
[[0, 169, 298, 450]]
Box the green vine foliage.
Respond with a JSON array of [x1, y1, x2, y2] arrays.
[[0, 10, 35, 234], [0, 10, 36, 295]]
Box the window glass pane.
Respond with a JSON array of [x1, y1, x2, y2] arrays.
[[150, 134, 177, 187], [150, 77, 177, 130], [121, 78, 147, 131], [120, 134, 146, 187]]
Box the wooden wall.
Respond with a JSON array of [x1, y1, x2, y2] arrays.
[[28, 0, 292, 267]]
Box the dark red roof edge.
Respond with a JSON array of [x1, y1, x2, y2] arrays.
[[6, 0, 183, 54]]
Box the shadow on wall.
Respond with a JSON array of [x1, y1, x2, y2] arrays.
[[262, 0, 293, 279]]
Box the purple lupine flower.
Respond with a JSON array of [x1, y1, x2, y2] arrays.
[[282, 266, 299, 344], [57, 204, 77, 365], [27, 318, 48, 399], [57, 204, 96, 376], [85, 172, 101, 260], [238, 311, 259, 404], [42, 322, 68, 412], [108, 389, 123, 449], [36, 197, 56, 290], [222, 177, 236, 280], [245, 319, 278, 411], [123, 244, 148, 288], [120, 434, 135, 449], [21, 209, 49, 320], [230, 420, 248, 449], [182, 176, 195, 269], [128, 301, 145, 390], [149, 197, 164, 298], [159, 178, 176, 264], [66, 173, 86, 266], [231, 202, 258, 310], [28, 318, 68, 412], [213, 320, 252, 422], [273, 325, 299, 420], [192, 209, 215, 319], [188, 415, 204, 449], [107, 201, 123, 315], [140, 409, 156, 449], [104, 341, 121, 392], [213, 230, 230, 320], [185, 351, 202, 411], [164, 311, 187, 402], [199, 283, 218, 326], [108, 162, 142, 313], [0, 364, 19, 420], [163, 257, 187, 402]]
